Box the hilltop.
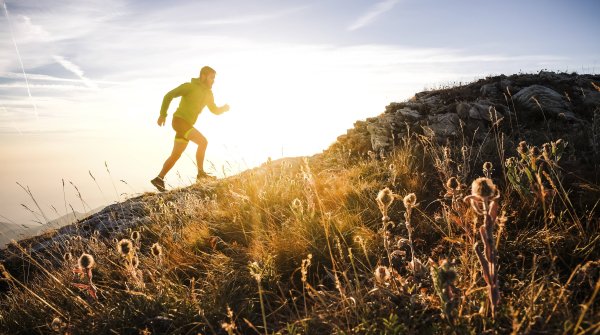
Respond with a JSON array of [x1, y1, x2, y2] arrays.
[[0, 71, 599, 334]]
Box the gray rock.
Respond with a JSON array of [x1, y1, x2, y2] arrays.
[[366, 117, 393, 153], [468, 102, 503, 121], [456, 102, 471, 120], [480, 83, 499, 97], [426, 113, 460, 137], [512, 85, 576, 120], [395, 108, 423, 122]]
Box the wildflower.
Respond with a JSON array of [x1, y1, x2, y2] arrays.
[[117, 239, 133, 257], [517, 141, 527, 156], [301, 254, 312, 283], [374, 265, 391, 284], [529, 146, 540, 158], [78, 253, 95, 270], [131, 255, 139, 269], [151, 242, 163, 257], [446, 177, 460, 191], [376, 187, 395, 221], [63, 252, 73, 262], [403, 193, 417, 209], [131, 230, 141, 242], [483, 161, 493, 177], [542, 143, 552, 161], [470, 177, 497, 200], [505, 157, 516, 168], [51, 317, 66, 332]]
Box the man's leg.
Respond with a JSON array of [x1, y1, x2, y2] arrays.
[[186, 128, 208, 175], [158, 139, 189, 178]]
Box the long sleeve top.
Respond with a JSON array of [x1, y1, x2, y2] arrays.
[[159, 78, 225, 125]]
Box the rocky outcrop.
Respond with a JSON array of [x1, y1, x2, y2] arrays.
[[330, 71, 600, 157]]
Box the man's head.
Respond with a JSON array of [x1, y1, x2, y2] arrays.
[[199, 66, 216, 88]]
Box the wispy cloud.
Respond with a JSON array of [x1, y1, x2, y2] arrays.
[[52, 55, 97, 89], [200, 6, 308, 26], [348, 0, 400, 31]]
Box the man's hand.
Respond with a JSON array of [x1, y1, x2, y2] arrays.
[[157, 116, 166, 126]]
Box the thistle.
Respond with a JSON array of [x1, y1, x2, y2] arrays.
[[131, 230, 141, 243], [151, 242, 163, 258], [483, 161, 493, 178], [376, 187, 395, 222], [464, 177, 501, 318], [374, 265, 391, 285], [117, 239, 133, 257], [73, 253, 97, 299], [403, 193, 421, 277]]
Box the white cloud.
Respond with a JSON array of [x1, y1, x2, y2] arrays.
[[348, 0, 400, 31], [52, 55, 98, 89]]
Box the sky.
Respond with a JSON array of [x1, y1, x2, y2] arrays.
[[0, 0, 599, 229]]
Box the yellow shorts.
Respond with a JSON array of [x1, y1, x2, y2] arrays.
[[172, 116, 194, 143]]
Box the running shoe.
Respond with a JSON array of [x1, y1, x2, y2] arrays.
[[151, 177, 166, 192]]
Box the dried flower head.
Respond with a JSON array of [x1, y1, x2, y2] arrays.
[[403, 193, 417, 209], [446, 177, 460, 190], [542, 143, 552, 161], [117, 239, 133, 256], [51, 317, 66, 332], [471, 177, 497, 199], [505, 157, 516, 168], [63, 252, 73, 262], [131, 231, 141, 242], [151, 242, 163, 257], [376, 187, 395, 219], [78, 253, 95, 270], [374, 265, 391, 284], [517, 141, 528, 155], [529, 146, 540, 158], [131, 254, 139, 268], [483, 161, 493, 172]]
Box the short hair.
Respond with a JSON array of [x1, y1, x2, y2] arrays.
[[200, 66, 216, 78]]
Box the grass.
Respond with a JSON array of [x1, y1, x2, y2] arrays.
[[1, 104, 599, 333]]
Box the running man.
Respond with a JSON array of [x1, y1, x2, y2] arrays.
[[151, 66, 230, 192]]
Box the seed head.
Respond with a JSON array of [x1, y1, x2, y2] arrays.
[[131, 231, 141, 242], [505, 157, 516, 168], [63, 252, 72, 262], [483, 161, 493, 172], [517, 141, 528, 155], [446, 177, 460, 190], [151, 242, 163, 257], [374, 265, 391, 284], [542, 143, 552, 160], [471, 177, 497, 199], [529, 146, 540, 158], [78, 253, 95, 270], [376, 187, 394, 210], [461, 146, 469, 158], [131, 254, 139, 268], [403, 193, 417, 209], [51, 317, 66, 332], [117, 239, 133, 256]]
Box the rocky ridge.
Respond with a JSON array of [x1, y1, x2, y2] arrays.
[[331, 71, 600, 164]]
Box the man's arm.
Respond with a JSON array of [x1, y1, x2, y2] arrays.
[[157, 83, 189, 126], [206, 91, 230, 115]]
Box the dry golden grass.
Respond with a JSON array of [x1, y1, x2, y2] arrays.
[[0, 133, 598, 334]]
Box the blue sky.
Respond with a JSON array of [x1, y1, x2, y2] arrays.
[[0, 0, 599, 226]]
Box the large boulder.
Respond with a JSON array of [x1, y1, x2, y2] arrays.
[[512, 84, 576, 120]]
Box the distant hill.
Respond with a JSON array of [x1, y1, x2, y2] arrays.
[[0, 208, 103, 248]]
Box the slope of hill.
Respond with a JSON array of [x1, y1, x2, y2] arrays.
[[0, 72, 598, 334]]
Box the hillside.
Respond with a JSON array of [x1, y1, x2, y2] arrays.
[[1, 71, 599, 334]]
